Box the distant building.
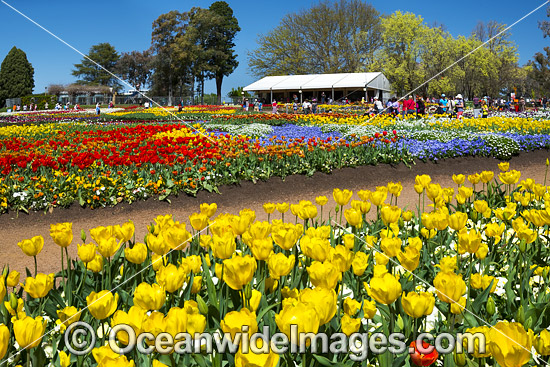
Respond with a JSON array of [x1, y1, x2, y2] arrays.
[[243, 72, 392, 103]]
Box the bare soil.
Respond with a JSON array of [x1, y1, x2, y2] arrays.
[[1, 149, 548, 277]]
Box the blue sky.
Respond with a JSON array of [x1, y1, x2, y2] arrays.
[[0, 0, 548, 99]]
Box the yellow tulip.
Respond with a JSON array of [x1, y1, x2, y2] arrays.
[[190, 276, 202, 294], [156, 264, 186, 293], [124, 242, 148, 264], [499, 170, 521, 185], [370, 189, 388, 206], [387, 181, 403, 197], [235, 338, 279, 367], [110, 306, 147, 345], [262, 202, 276, 214], [452, 174, 465, 185], [17, 235, 44, 257], [0, 324, 8, 359], [276, 202, 289, 213], [222, 255, 257, 290], [343, 298, 361, 316], [77, 243, 96, 263], [90, 226, 113, 244], [450, 296, 466, 314], [480, 171, 494, 183], [113, 220, 134, 243], [426, 183, 441, 202], [464, 326, 491, 358], [397, 247, 420, 272], [414, 183, 424, 194], [300, 287, 337, 325], [380, 205, 401, 226], [133, 283, 165, 311], [333, 188, 353, 206], [152, 360, 169, 367], [351, 251, 369, 276], [92, 345, 125, 364], [402, 210, 414, 222], [59, 351, 70, 367], [229, 215, 251, 236], [433, 272, 466, 303], [272, 223, 302, 250], [448, 212, 468, 231], [50, 222, 73, 248], [247, 289, 261, 312], [457, 229, 482, 254], [212, 232, 236, 259], [22, 273, 54, 299], [375, 251, 389, 265], [189, 213, 209, 231], [401, 291, 435, 318], [344, 208, 363, 227], [6, 270, 19, 287], [249, 238, 273, 261], [307, 261, 341, 289], [300, 235, 330, 262], [199, 202, 217, 218], [87, 290, 119, 320], [380, 237, 401, 258], [415, 174, 431, 188], [498, 162, 510, 172], [56, 306, 81, 333], [87, 254, 104, 273], [366, 272, 402, 305], [535, 329, 550, 355], [341, 314, 361, 336], [146, 233, 169, 256], [183, 255, 202, 273], [363, 299, 377, 319], [330, 245, 353, 272], [358, 189, 371, 201], [488, 321, 533, 367], [163, 223, 192, 251], [97, 237, 120, 258], [13, 315, 46, 349], [268, 253, 295, 280], [468, 173, 481, 185], [220, 308, 258, 340], [275, 302, 320, 346], [315, 196, 328, 206], [298, 202, 318, 220]]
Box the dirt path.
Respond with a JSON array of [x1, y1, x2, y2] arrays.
[[1, 149, 549, 277]]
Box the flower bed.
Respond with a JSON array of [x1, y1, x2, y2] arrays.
[[2, 165, 549, 366]]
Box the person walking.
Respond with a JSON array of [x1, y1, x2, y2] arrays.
[[472, 96, 481, 118], [374, 97, 383, 114], [403, 95, 415, 116], [439, 94, 448, 114], [416, 96, 425, 117], [272, 100, 278, 114], [455, 94, 464, 119]]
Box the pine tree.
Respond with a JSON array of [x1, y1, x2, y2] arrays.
[[0, 46, 35, 107]]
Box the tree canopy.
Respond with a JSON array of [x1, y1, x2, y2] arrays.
[[0, 46, 34, 106], [248, 0, 381, 77], [116, 50, 153, 91], [72, 43, 121, 90], [151, 2, 239, 105]]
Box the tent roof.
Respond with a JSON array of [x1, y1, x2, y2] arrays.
[[244, 72, 388, 91]]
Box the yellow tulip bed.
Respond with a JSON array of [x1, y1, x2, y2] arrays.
[[1, 162, 550, 366]]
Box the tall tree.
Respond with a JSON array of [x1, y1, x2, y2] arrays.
[[72, 43, 121, 89], [205, 2, 240, 105], [116, 50, 153, 91], [151, 11, 190, 104], [373, 11, 428, 96], [248, 0, 382, 77], [0, 46, 34, 106]]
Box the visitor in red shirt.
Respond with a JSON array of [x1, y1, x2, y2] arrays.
[[403, 95, 416, 115]]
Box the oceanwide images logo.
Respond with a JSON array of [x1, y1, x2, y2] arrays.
[[65, 322, 486, 361]]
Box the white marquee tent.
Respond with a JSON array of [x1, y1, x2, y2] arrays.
[[243, 72, 392, 103]]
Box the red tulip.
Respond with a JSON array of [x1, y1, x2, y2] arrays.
[[409, 341, 438, 366]]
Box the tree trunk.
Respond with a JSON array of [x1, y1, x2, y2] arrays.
[[200, 72, 205, 105], [216, 74, 223, 105]]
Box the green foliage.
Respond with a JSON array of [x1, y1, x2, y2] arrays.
[[0, 46, 35, 106], [116, 50, 153, 91], [72, 43, 121, 90], [20, 95, 57, 110], [248, 0, 382, 77]]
